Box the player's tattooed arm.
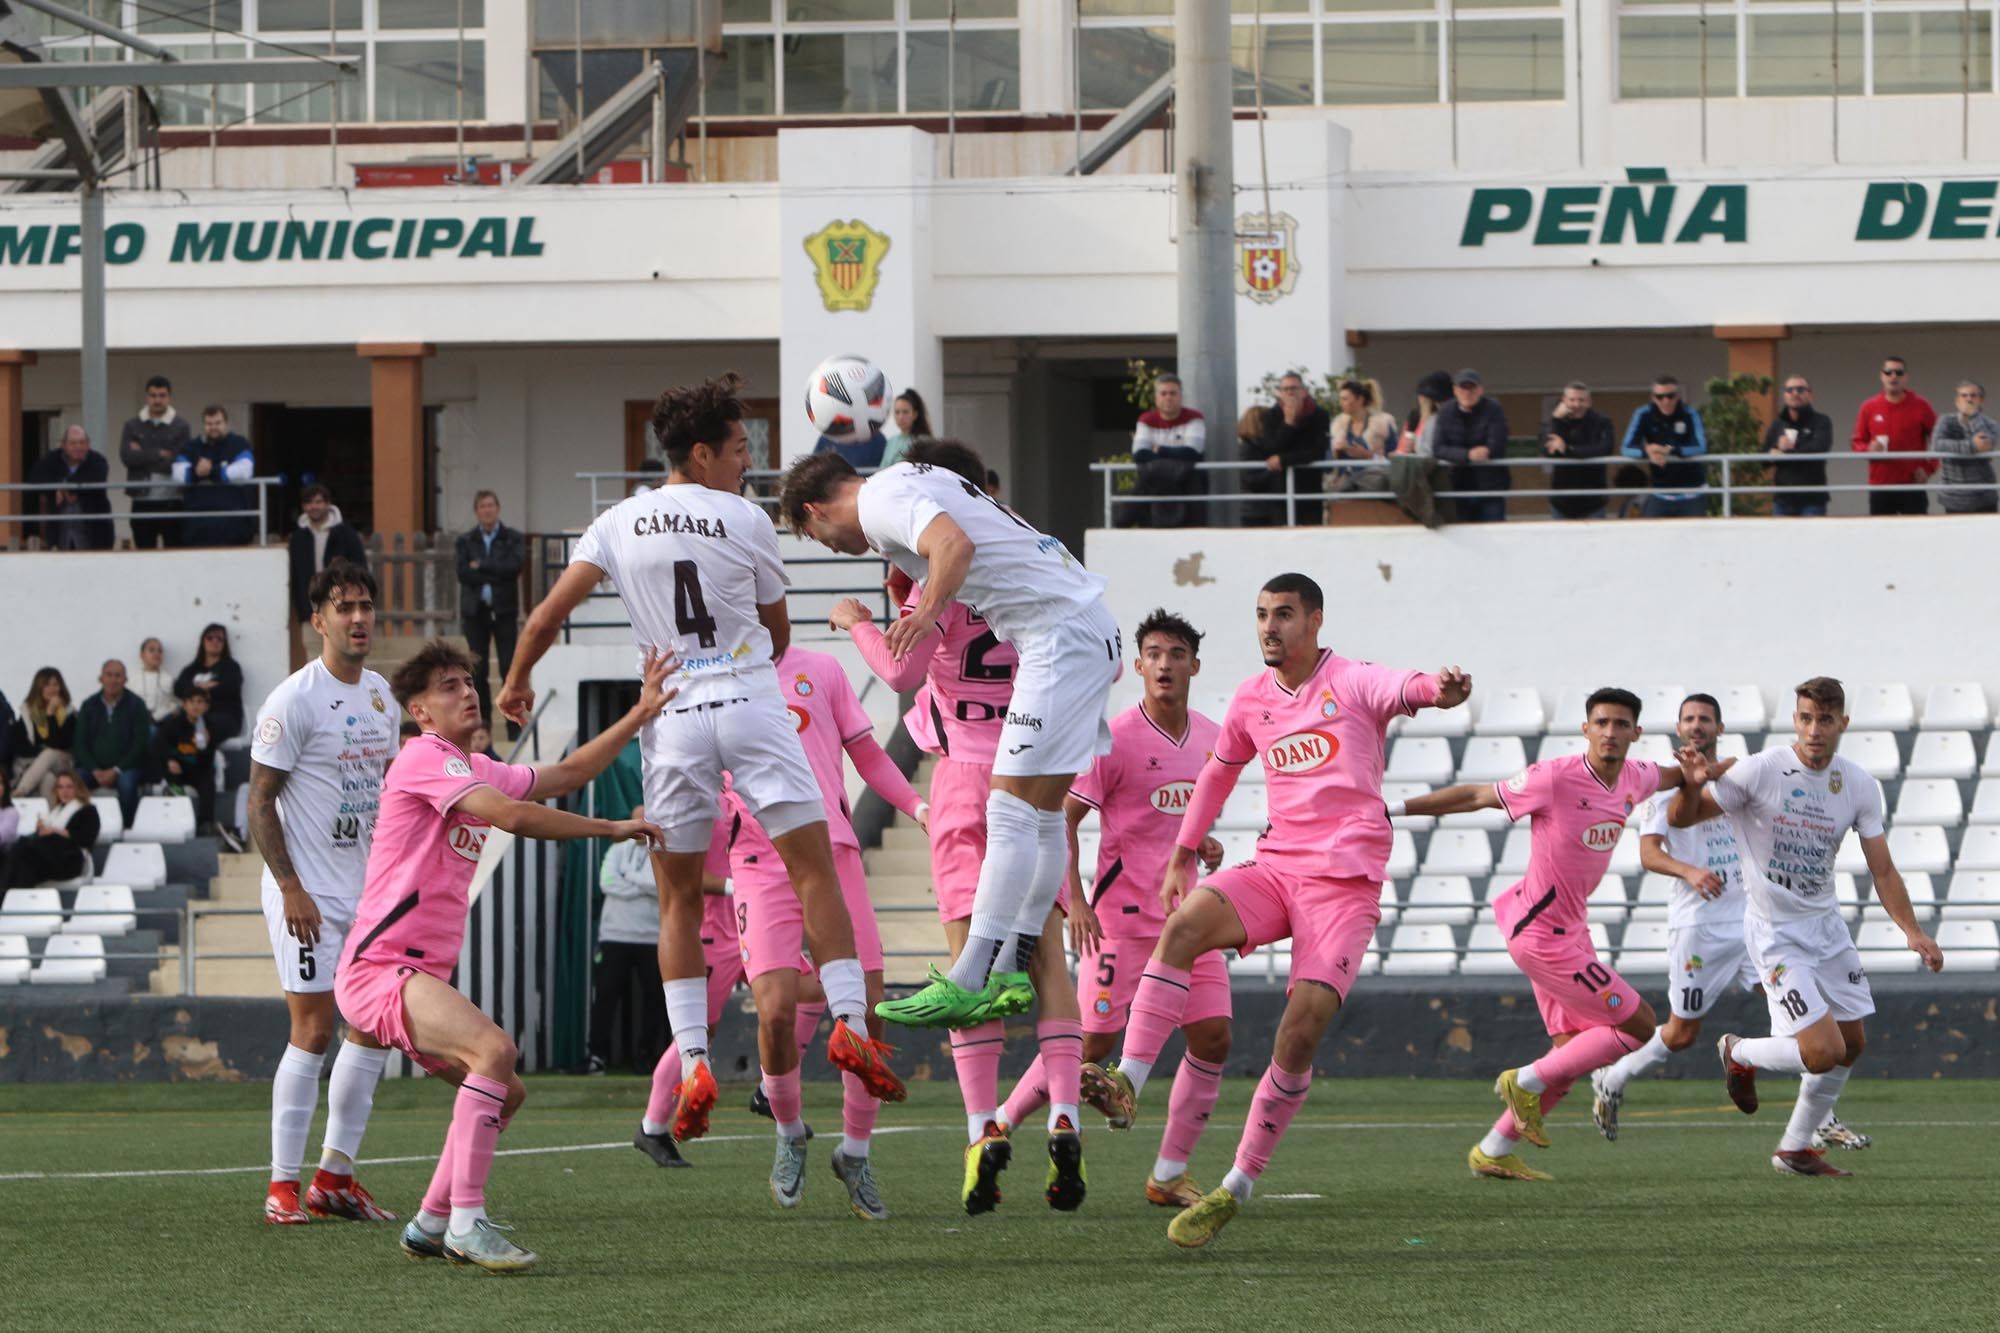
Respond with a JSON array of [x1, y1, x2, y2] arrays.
[[1398, 782, 1503, 819], [249, 760, 320, 946]]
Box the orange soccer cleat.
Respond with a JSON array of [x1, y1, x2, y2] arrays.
[[306, 1170, 399, 1221], [826, 1020, 907, 1103], [673, 1060, 720, 1143], [264, 1180, 311, 1225]]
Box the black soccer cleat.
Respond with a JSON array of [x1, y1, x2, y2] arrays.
[[633, 1125, 691, 1168]]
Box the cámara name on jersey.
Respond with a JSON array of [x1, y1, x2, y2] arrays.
[[632, 510, 727, 539]]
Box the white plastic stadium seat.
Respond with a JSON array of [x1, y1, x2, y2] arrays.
[[1893, 779, 1964, 828], [1608, 828, 1643, 878], [1614, 920, 1672, 975], [1632, 873, 1676, 922], [1983, 736, 2000, 779], [1943, 872, 2000, 921], [1552, 687, 1593, 733], [33, 932, 106, 984], [1212, 829, 1260, 868], [1935, 919, 2000, 970], [1402, 875, 1476, 926], [1385, 737, 1454, 786], [1377, 881, 1400, 930], [1835, 830, 1868, 874], [1437, 807, 1510, 832], [1921, 682, 1989, 731], [1420, 829, 1493, 878], [1587, 875, 1629, 926], [90, 795, 125, 844], [1835, 873, 1861, 923], [65, 884, 136, 937], [1635, 686, 1687, 730], [1399, 699, 1470, 738], [1382, 923, 1459, 976], [1907, 731, 1977, 780], [1587, 921, 1612, 954], [1473, 688, 1544, 738], [1853, 920, 1921, 973], [1460, 923, 1515, 975], [1456, 737, 1526, 783], [1716, 685, 1768, 735], [1384, 782, 1435, 833], [1497, 826, 1533, 877], [0, 934, 28, 985], [1970, 780, 2000, 826], [0, 888, 64, 939], [1216, 784, 1267, 828], [1715, 733, 1751, 762], [1861, 872, 1937, 920], [1885, 825, 1950, 875], [1386, 829, 1418, 881], [1628, 734, 1674, 765], [1847, 682, 1916, 732], [1840, 732, 1903, 780], [130, 796, 195, 845], [12, 797, 49, 828], [102, 842, 167, 892], [1533, 735, 1587, 764]]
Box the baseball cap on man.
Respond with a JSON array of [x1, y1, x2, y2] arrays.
[[1454, 368, 1483, 387]]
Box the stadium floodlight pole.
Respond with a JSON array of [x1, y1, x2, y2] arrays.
[[1173, 0, 1237, 521]]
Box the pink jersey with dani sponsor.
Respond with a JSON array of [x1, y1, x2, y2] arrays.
[[1493, 754, 1661, 932], [343, 733, 537, 980], [1197, 650, 1433, 882], [1071, 703, 1220, 933]]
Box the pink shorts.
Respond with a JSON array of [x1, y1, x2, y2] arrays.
[[1204, 860, 1382, 1000], [705, 919, 745, 1024], [1493, 886, 1641, 1035], [928, 757, 991, 923], [737, 842, 881, 979], [1076, 933, 1231, 1034], [335, 957, 451, 1078]]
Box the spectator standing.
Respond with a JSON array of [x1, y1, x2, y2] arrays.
[[174, 623, 245, 746], [587, 803, 671, 1074], [1402, 370, 1451, 455], [151, 688, 216, 831], [1851, 356, 1937, 515], [27, 425, 114, 551], [9, 667, 76, 800], [174, 406, 257, 546], [1244, 371, 1331, 526], [288, 485, 368, 659], [1929, 381, 2000, 515], [1622, 375, 1710, 517], [1762, 377, 1834, 517], [1325, 377, 1397, 506], [4, 770, 97, 888], [454, 490, 526, 730], [877, 389, 932, 470], [1540, 381, 1616, 520], [135, 637, 177, 721], [75, 658, 150, 824], [120, 375, 191, 549], [1125, 372, 1209, 528], [1430, 369, 1512, 523]]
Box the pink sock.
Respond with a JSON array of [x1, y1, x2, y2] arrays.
[[421, 1120, 457, 1217], [1159, 1054, 1224, 1164], [1530, 1027, 1640, 1088], [795, 1001, 827, 1059], [1493, 1082, 1574, 1140], [1124, 963, 1194, 1069], [841, 1072, 879, 1145], [449, 1073, 509, 1210], [646, 1041, 683, 1127], [1001, 1053, 1049, 1129], [1232, 1062, 1312, 1181], [949, 1020, 1005, 1118], [762, 1066, 804, 1129], [1040, 1019, 1084, 1129]]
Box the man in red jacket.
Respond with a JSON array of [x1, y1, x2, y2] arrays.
[[1851, 356, 1937, 515]]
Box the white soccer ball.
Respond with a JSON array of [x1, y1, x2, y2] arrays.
[[804, 354, 892, 446]]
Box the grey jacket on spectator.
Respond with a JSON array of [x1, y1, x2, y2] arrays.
[[118, 408, 190, 502], [1931, 410, 2000, 513], [1430, 398, 1512, 494]]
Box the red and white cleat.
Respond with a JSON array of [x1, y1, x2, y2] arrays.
[[306, 1170, 399, 1221], [1772, 1148, 1853, 1178], [264, 1180, 311, 1225]]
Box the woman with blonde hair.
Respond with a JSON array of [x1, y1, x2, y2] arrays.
[[1326, 378, 1398, 510], [9, 667, 77, 800]]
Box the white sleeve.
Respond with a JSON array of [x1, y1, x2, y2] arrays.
[[745, 502, 789, 604], [1709, 757, 1756, 816], [1853, 771, 1887, 840], [251, 682, 306, 772], [569, 511, 612, 581], [1638, 797, 1669, 838], [858, 470, 946, 559]]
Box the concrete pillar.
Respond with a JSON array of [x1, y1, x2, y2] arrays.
[[0, 350, 36, 542], [1232, 119, 1351, 416], [1715, 324, 1788, 431], [358, 342, 434, 539]]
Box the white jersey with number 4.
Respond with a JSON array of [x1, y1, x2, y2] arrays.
[[250, 660, 399, 907], [1709, 747, 1883, 926], [1638, 796, 1745, 931], [857, 461, 1107, 645], [571, 483, 789, 708]]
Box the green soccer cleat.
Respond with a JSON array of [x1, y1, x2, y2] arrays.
[[961, 1121, 1012, 1216], [1493, 1068, 1549, 1148], [398, 1220, 446, 1261], [1468, 1145, 1553, 1181], [1166, 1186, 1240, 1248], [983, 970, 1036, 1019], [1080, 1062, 1137, 1131], [1044, 1117, 1087, 1212], [442, 1218, 539, 1274], [830, 1149, 890, 1222], [770, 1134, 809, 1209], [875, 966, 1028, 1030]]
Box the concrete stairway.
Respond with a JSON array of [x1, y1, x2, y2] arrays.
[[865, 757, 951, 986], [149, 851, 275, 997]]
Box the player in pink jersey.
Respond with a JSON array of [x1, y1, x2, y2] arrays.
[[1400, 687, 1692, 1183], [996, 608, 1230, 1210], [1082, 573, 1470, 1249], [335, 641, 668, 1274]]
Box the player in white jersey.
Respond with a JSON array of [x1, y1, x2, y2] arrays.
[[497, 375, 905, 1144], [1590, 692, 1760, 1140], [781, 449, 1122, 1030], [247, 560, 400, 1225], [1672, 676, 1944, 1177]]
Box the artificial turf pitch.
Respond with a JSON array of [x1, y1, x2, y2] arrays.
[[2, 1075, 1995, 1331]]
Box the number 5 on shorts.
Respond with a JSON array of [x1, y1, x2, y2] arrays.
[[298, 945, 316, 982]]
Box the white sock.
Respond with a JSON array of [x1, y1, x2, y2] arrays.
[[1120, 1056, 1156, 1098], [641, 1117, 671, 1137], [1781, 1065, 1852, 1152], [1009, 808, 1070, 938], [1048, 1102, 1080, 1133], [1153, 1156, 1187, 1181], [1515, 1065, 1549, 1094], [662, 978, 710, 1066], [948, 791, 1044, 990], [415, 1208, 448, 1236], [1479, 1128, 1517, 1158], [1733, 1035, 1807, 1074], [1220, 1166, 1255, 1203], [818, 957, 867, 1030], [777, 1118, 807, 1139], [447, 1204, 487, 1234], [320, 1042, 390, 1171], [1602, 1031, 1670, 1095], [968, 1112, 996, 1144], [270, 1044, 325, 1183], [840, 1135, 871, 1159]]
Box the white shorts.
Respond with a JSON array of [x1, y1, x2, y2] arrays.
[[1745, 911, 1875, 1038], [641, 692, 821, 852], [992, 604, 1121, 779], [1665, 922, 1761, 1019], [261, 876, 355, 995]]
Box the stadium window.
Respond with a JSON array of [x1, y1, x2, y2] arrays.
[[1078, 25, 1174, 109], [910, 0, 1018, 17], [1745, 10, 1863, 98], [704, 33, 780, 115], [1231, 21, 1316, 109], [380, 1, 486, 29], [1321, 21, 1439, 105], [1616, 11, 1737, 100], [787, 0, 895, 18], [782, 31, 899, 114], [259, 0, 362, 30], [253, 46, 368, 124], [376, 40, 485, 122], [1874, 8, 1993, 95], [151, 43, 250, 126], [905, 27, 1022, 112], [1450, 18, 1566, 103], [133, 1, 245, 34], [712, 2, 1022, 116]]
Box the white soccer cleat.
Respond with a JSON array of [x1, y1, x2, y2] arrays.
[[1812, 1115, 1873, 1151]]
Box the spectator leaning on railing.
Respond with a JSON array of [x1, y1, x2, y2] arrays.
[[1326, 377, 1396, 501], [26, 424, 114, 551], [1243, 371, 1331, 526], [1929, 380, 2000, 515], [1622, 375, 1709, 518], [1540, 381, 1615, 521], [1852, 355, 1937, 515], [1763, 376, 1834, 517], [1429, 369, 1511, 523], [121, 374, 191, 550], [174, 406, 257, 547], [75, 658, 150, 825], [1124, 371, 1208, 529]]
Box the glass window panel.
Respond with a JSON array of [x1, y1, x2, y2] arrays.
[[782, 32, 897, 113], [134, 2, 245, 34], [906, 28, 1020, 111], [379, 1, 486, 29], [1078, 26, 1174, 109], [254, 46, 366, 122], [1231, 22, 1315, 108], [721, 0, 773, 21], [1323, 21, 1438, 104], [784, 0, 894, 20], [531, 1, 697, 45], [1618, 15, 1736, 99], [1745, 12, 1861, 98], [152, 41, 249, 125], [1324, 0, 1431, 11], [910, 0, 1017, 18], [259, 0, 363, 29], [1875, 11, 1992, 95], [1231, 0, 1309, 13], [535, 47, 642, 120], [703, 33, 777, 113], [376, 39, 485, 121], [1451, 18, 1563, 103], [1452, 0, 1559, 8], [1079, 1, 1172, 15]]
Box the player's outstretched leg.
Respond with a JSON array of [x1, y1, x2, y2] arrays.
[[1167, 1060, 1310, 1249]]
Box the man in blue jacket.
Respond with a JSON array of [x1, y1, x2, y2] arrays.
[[175, 406, 258, 546], [1623, 376, 1709, 517]]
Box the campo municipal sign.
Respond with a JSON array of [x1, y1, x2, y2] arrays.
[[0, 215, 545, 266]]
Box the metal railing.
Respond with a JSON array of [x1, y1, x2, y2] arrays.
[[0, 475, 276, 548]]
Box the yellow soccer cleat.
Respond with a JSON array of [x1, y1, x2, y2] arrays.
[[1468, 1145, 1553, 1181], [961, 1121, 1011, 1216], [1493, 1068, 1549, 1148], [1145, 1172, 1205, 1209], [1166, 1185, 1240, 1249]]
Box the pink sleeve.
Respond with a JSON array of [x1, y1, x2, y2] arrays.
[[845, 734, 924, 818], [1399, 671, 1441, 715], [401, 740, 485, 816], [849, 618, 940, 691], [1212, 696, 1257, 766], [1069, 750, 1113, 810], [1493, 762, 1551, 822], [829, 669, 874, 744], [1174, 756, 1242, 851], [472, 754, 538, 801]]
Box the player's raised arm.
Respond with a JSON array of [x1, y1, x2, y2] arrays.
[[1858, 835, 1945, 972], [499, 557, 604, 727], [527, 649, 677, 801], [833, 595, 941, 690], [1397, 781, 1505, 818], [1668, 746, 1729, 826], [456, 783, 664, 849], [888, 513, 972, 658], [842, 727, 928, 826], [1423, 665, 1473, 712]]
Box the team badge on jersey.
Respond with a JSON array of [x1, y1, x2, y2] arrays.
[[1093, 991, 1113, 1017], [1507, 769, 1531, 793], [1604, 991, 1624, 1010], [256, 716, 282, 746], [794, 674, 814, 697], [1769, 962, 1788, 985], [444, 758, 473, 779], [1319, 690, 1338, 720], [370, 688, 387, 714], [1828, 769, 1843, 794]]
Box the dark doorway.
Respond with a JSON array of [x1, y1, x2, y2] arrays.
[[251, 404, 373, 537]]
